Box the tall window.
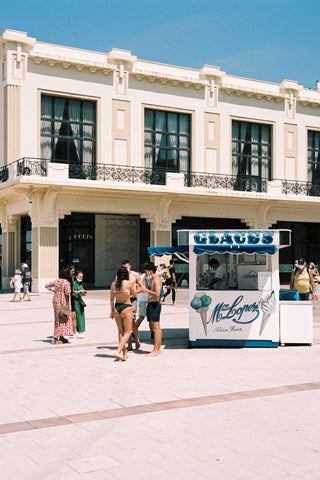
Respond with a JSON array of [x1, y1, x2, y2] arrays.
[[41, 95, 96, 165], [308, 130, 320, 184], [232, 121, 271, 190], [144, 109, 191, 173]]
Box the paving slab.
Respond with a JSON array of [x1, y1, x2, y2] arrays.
[[0, 290, 319, 479]]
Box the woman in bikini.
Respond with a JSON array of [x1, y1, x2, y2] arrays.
[[110, 267, 137, 361]]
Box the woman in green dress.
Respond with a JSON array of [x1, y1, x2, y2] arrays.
[[73, 271, 87, 338]]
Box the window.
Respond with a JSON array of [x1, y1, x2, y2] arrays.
[[308, 131, 320, 184], [144, 109, 191, 173], [41, 95, 96, 165], [232, 120, 271, 191]]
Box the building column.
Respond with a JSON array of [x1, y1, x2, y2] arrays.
[[1, 214, 19, 289], [4, 84, 21, 164], [30, 188, 60, 292]]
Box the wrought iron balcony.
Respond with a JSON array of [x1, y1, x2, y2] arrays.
[[68, 162, 166, 185], [2, 158, 320, 198], [281, 179, 320, 197], [17, 157, 47, 177], [0, 165, 9, 183], [184, 171, 267, 193]]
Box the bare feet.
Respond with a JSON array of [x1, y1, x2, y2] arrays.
[[127, 343, 133, 351], [114, 352, 126, 361], [135, 340, 141, 350], [145, 350, 161, 357]]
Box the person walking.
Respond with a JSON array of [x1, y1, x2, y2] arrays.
[[11, 269, 23, 302], [21, 263, 33, 301], [162, 259, 177, 305], [45, 267, 73, 344], [290, 258, 315, 301], [110, 267, 137, 361], [73, 270, 86, 338]]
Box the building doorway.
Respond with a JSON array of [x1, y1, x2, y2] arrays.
[[59, 213, 95, 284]]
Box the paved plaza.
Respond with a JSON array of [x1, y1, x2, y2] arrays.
[[0, 289, 319, 480]]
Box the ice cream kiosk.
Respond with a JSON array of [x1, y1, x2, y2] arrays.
[[150, 229, 292, 347]]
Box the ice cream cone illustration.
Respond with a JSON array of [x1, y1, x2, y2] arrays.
[[190, 293, 212, 335], [259, 290, 276, 335]]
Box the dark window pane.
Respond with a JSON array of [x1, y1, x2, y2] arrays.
[[155, 111, 166, 131], [145, 109, 154, 130], [41, 95, 96, 165], [144, 108, 191, 174]]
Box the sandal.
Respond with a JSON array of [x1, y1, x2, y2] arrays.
[[51, 337, 62, 345], [60, 336, 70, 344]]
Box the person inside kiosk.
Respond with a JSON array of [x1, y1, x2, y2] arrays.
[[197, 251, 271, 291], [207, 258, 228, 290]]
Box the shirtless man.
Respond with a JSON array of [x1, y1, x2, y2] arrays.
[[121, 259, 143, 349], [142, 262, 162, 356]]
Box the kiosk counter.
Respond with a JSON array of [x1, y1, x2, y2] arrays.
[[149, 229, 312, 348]]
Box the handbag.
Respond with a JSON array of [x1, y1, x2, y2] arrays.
[[9, 280, 14, 289], [79, 298, 86, 307], [57, 304, 70, 320]]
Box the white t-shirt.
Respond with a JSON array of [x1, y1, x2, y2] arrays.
[[138, 273, 150, 302], [214, 265, 228, 290]]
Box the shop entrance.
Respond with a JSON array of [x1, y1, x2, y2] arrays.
[[59, 213, 95, 284]]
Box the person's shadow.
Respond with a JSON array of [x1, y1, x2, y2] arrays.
[[95, 345, 150, 358]]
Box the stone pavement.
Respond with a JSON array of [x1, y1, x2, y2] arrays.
[[0, 289, 319, 480]]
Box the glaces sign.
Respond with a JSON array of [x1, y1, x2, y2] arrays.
[[193, 231, 274, 246]]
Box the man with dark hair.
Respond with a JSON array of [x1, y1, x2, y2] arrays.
[[162, 258, 177, 305], [142, 262, 162, 356], [208, 258, 228, 290]]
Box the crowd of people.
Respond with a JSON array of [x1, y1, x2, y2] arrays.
[[12, 255, 318, 354], [42, 259, 176, 358]]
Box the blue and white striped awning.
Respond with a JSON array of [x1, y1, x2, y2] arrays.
[[148, 244, 277, 256]]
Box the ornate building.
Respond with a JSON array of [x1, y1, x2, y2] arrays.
[[1, 29, 320, 290]]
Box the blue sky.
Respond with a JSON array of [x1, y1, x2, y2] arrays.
[[1, 0, 319, 88]]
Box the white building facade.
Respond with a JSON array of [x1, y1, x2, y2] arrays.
[[1, 29, 320, 291]]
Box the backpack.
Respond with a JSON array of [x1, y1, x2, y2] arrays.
[[162, 268, 171, 280]]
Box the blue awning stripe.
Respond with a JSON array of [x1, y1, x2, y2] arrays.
[[148, 246, 189, 256], [193, 245, 278, 255]]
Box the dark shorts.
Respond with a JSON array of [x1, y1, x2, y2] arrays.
[[115, 303, 132, 314], [299, 292, 310, 301], [146, 302, 161, 323]]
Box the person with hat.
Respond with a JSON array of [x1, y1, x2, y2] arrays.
[[290, 258, 315, 300], [21, 263, 33, 301]]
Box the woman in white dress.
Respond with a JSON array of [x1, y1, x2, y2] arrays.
[[11, 269, 23, 302]]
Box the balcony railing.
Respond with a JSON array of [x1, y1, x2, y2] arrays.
[[1, 157, 320, 198], [185, 172, 267, 192], [0, 165, 9, 183], [17, 157, 47, 177], [68, 162, 166, 184], [281, 179, 320, 197]]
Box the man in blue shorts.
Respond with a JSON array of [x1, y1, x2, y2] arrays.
[[143, 262, 162, 356]]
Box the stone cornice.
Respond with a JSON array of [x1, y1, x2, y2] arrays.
[[3, 28, 320, 105], [29, 51, 116, 75]]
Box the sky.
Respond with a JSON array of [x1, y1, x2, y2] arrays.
[[1, 0, 319, 88]]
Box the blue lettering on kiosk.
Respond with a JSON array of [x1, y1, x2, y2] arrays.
[[209, 232, 219, 244], [234, 232, 246, 244], [261, 232, 274, 244], [193, 232, 208, 244], [193, 230, 275, 246]]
